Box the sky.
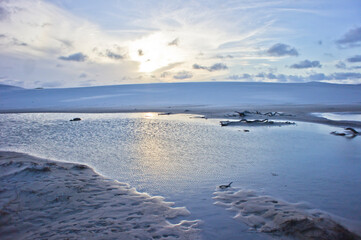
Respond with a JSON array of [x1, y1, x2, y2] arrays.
[[0, 0, 361, 88]]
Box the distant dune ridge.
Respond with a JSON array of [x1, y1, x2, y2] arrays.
[[1, 82, 361, 113]]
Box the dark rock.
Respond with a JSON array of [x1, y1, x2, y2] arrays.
[[70, 118, 81, 121]]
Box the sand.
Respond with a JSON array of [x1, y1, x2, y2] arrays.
[[213, 188, 361, 240], [0, 151, 201, 240]]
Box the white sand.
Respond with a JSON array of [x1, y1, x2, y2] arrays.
[[213, 188, 361, 240], [0, 151, 201, 240], [1, 82, 361, 128]]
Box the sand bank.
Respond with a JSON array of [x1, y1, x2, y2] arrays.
[[214, 189, 361, 240], [0, 151, 201, 240]]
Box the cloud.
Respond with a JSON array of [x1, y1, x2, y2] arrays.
[[347, 55, 361, 63], [228, 74, 251, 80], [105, 50, 123, 60], [351, 66, 361, 69], [209, 63, 228, 71], [266, 43, 299, 57], [308, 73, 327, 81], [193, 63, 228, 72], [0, 6, 9, 21], [335, 61, 346, 69], [11, 37, 28, 46], [160, 72, 171, 78], [58, 52, 87, 62], [215, 54, 234, 59], [330, 72, 361, 80], [173, 71, 193, 79], [168, 38, 179, 46], [336, 26, 361, 48], [192, 63, 207, 70], [256, 72, 279, 79], [336, 60, 361, 70], [230, 72, 361, 82], [79, 73, 87, 78], [290, 60, 321, 69]]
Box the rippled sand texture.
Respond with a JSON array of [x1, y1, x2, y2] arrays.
[[213, 189, 360, 240], [0, 152, 201, 240]]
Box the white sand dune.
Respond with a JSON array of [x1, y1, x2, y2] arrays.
[[0, 152, 201, 240], [1, 82, 361, 113]]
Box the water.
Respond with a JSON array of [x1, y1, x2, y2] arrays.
[[312, 112, 361, 121], [1, 113, 361, 239]]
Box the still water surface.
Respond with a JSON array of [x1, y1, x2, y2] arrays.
[[1, 113, 360, 239]]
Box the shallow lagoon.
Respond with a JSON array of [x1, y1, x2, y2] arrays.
[[1, 113, 361, 239]]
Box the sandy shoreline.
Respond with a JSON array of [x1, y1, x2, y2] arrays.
[[2, 151, 361, 240], [0, 151, 201, 240], [1, 104, 361, 128]]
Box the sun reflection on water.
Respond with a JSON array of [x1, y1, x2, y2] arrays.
[[144, 112, 156, 118], [133, 119, 178, 185]]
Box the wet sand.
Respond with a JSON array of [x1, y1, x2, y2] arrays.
[[0, 151, 201, 240]]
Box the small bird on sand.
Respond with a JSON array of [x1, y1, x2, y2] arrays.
[[219, 182, 233, 189]]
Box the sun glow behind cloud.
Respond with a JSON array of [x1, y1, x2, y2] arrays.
[[128, 32, 186, 72]]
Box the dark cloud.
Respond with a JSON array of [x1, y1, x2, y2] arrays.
[[57, 39, 73, 48], [160, 72, 171, 78], [209, 63, 228, 71], [335, 61, 346, 69], [229, 71, 361, 83], [58, 52, 87, 62], [173, 71, 193, 79], [335, 61, 361, 70], [215, 54, 234, 59], [105, 50, 123, 60], [290, 60, 321, 69], [256, 72, 278, 79], [267, 43, 299, 57], [79, 73, 87, 78], [0, 7, 9, 21], [336, 26, 361, 48], [193, 63, 228, 72], [0, 34, 6, 38], [12, 37, 27, 46], [192, 63, 208, 70], [308, 73, 328, 81], [351, 66, 361, 69], [228, 74, 251, 80], [347, 55, 361, 63], [168, 38, 179, 46], [330, 72, 361, 80]]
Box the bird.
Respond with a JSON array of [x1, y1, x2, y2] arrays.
[[219, 182, 233, 189]]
